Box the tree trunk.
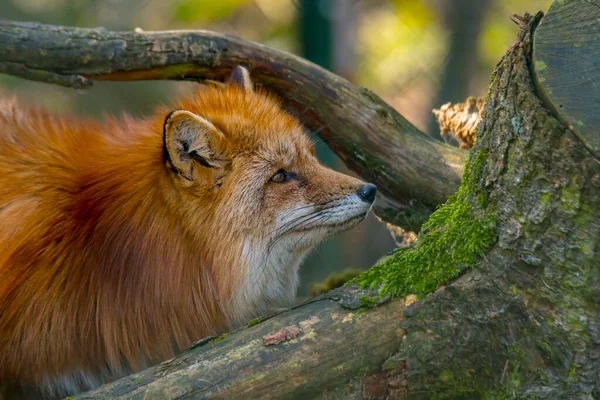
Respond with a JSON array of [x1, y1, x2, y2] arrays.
[[2, 2, 598, 398], [0, 20, 466, 232], [376, 12, 598, 398]]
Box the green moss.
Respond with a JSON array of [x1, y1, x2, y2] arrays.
[[431, 346, 530, 399], [534, 60, 547, 72], [432, 369, 480, 399], [359, 295, 380, 307], [566, 363, 577, 382], [131, 377, 143, 386], [538, 340, 556, 364], [210, 332, 228, 344], [574, 203, 594, 226], [481, 346, 535, 399], [439, 369, 454, 384], [559, 177, 581, 212], [351, 149, 496, 298], [246, 318, 261, 328], [310, 268, 362, 297], [540, 192, 551, 206], [355, 307, 369, 318], [425, 344, 537, 399]]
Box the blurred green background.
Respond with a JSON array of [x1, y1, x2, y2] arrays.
[[0, 0, 552, 297]]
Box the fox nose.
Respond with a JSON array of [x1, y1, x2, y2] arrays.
[[357, 183, 377, 203]]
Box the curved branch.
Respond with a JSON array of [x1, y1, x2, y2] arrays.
[[0, 20, 466, 230]]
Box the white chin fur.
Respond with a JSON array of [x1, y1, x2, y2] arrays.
[[229, 193, 371, 327]]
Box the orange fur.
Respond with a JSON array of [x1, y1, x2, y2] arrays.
[[0, 71, 373, 398]]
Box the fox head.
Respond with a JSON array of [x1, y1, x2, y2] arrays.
[[162, 66, 376, 325]]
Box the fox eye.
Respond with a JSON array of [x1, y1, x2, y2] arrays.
[[271, 169, 291, 184]]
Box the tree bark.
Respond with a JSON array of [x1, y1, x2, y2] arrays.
[[381, 11, 598, 398], [0, 20, 466, 232], [532, 0, 600, 158], [75, 289, 403, 400]]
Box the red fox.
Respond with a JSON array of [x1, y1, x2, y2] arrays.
[[0, 66, 376, 399]]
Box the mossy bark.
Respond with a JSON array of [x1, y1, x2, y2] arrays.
[[356, 12, 599, 399]]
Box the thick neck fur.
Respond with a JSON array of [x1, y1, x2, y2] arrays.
[[0, 101, 244, 397]]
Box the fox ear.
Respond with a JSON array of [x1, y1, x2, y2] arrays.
[[228, 65, 253, 93], [163, 110, 228, 182]]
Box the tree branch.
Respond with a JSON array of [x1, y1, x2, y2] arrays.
[[75, 288, 404, 399], [0, 20, 466, 231]]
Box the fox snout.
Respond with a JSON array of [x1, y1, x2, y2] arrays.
[[274, 170, 376, 242]]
